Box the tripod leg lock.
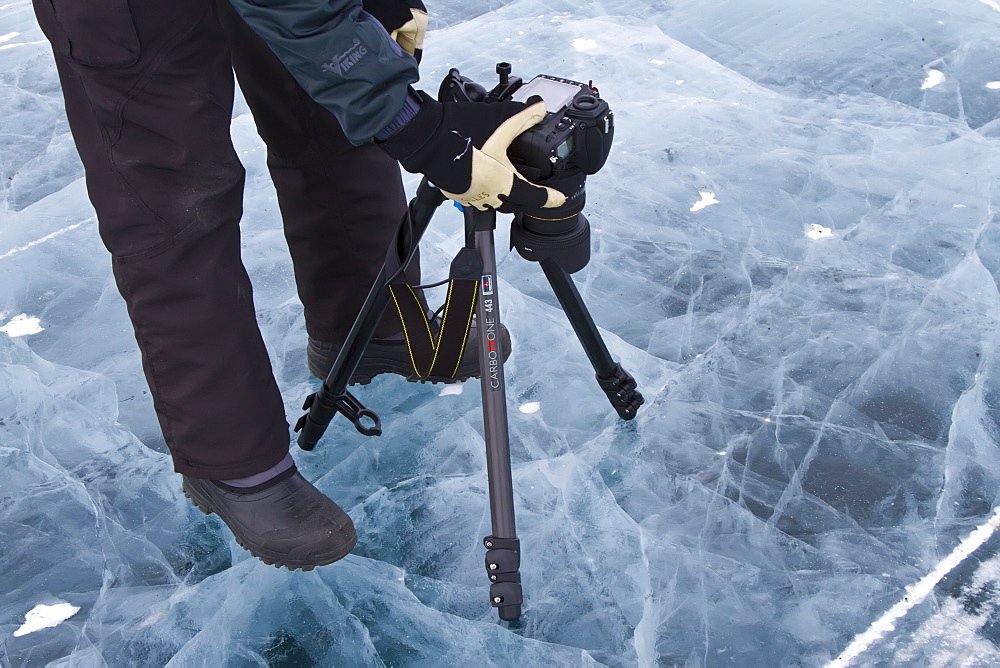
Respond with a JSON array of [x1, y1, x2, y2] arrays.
[[484, 535, 520, 575], [484, 536, 523, 608], [597, 362, 645, 420], [296, 389, 382, 445]]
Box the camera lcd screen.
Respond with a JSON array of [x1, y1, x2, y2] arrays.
[[512, 77, 582, 113]]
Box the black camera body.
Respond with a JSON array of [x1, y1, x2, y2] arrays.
[[438, 66, 614, 184], [506, 75, 614, 182]]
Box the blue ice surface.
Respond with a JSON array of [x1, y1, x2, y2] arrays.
[[3, 0, 1000, 665]]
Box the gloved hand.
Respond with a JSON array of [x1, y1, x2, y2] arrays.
[[379, 90, 567, 212], [363, 0, 428, 63]]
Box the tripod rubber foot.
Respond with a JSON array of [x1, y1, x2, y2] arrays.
[[597, 363, 644, 420], [498, 604, 522, 621], [490, 580, 523, 614]]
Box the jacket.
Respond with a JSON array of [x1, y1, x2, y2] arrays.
[[229, 0, 419, 145]]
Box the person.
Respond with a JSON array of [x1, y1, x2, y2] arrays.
[[31, 0, 564, 571]]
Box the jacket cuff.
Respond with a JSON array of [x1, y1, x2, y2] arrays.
[[374, 87, 422, 141], [376, 89, 441, 167]]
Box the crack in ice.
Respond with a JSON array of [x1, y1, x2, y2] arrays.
[[828, 506, 1000, 667], [0, 217, 93, 260]]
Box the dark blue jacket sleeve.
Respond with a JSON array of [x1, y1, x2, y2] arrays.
[[229, 0, 419, 145]]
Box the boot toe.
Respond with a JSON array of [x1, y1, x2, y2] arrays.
[[182, 471, 357, 570]]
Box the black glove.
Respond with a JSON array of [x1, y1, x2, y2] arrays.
[[363, 0, 427, 63], [379, 90, 566, 212]]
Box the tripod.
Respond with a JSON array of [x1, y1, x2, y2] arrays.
[[295, 173, 643, 621]]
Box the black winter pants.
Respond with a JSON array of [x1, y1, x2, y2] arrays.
[[32, 0, 417, 478]]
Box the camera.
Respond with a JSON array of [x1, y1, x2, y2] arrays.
[[438, 65, 614, 183], [506, 74, 614, 182]]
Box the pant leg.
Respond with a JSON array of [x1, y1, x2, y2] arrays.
[[217, 2, 421, 347], [32, 0, 289, 479]]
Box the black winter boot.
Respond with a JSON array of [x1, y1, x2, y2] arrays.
[[182, 468, 357, 570]]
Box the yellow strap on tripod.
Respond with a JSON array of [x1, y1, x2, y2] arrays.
[[388, 278, 478, 380]]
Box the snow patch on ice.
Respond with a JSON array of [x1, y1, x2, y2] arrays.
[[921, 69, 946, 89], [690, 191, 719, 212], [807, 224, 833, 240], [438, 384, 465, 396], [1, 314, 43, 337], [13, 602, 80, 637]]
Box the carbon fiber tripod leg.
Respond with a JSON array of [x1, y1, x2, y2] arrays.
[[465, 206, 523, 622], [295, 179, 445, 449]]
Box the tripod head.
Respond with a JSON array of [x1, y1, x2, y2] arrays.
[[439, 64, 614, 273]]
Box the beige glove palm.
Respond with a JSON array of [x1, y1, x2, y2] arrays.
[[380, 91, 567, 213], [363, 0, 428, 63], [390, 8, 427, 61], [440, 100, 565, 210]]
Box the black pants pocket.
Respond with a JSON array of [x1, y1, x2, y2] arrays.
[[32, 0, 140, 68]]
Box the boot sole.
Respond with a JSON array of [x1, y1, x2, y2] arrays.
[[350, 356, 479, 386], [183, 482, 357, 572], [309, 356, 481, 386]]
